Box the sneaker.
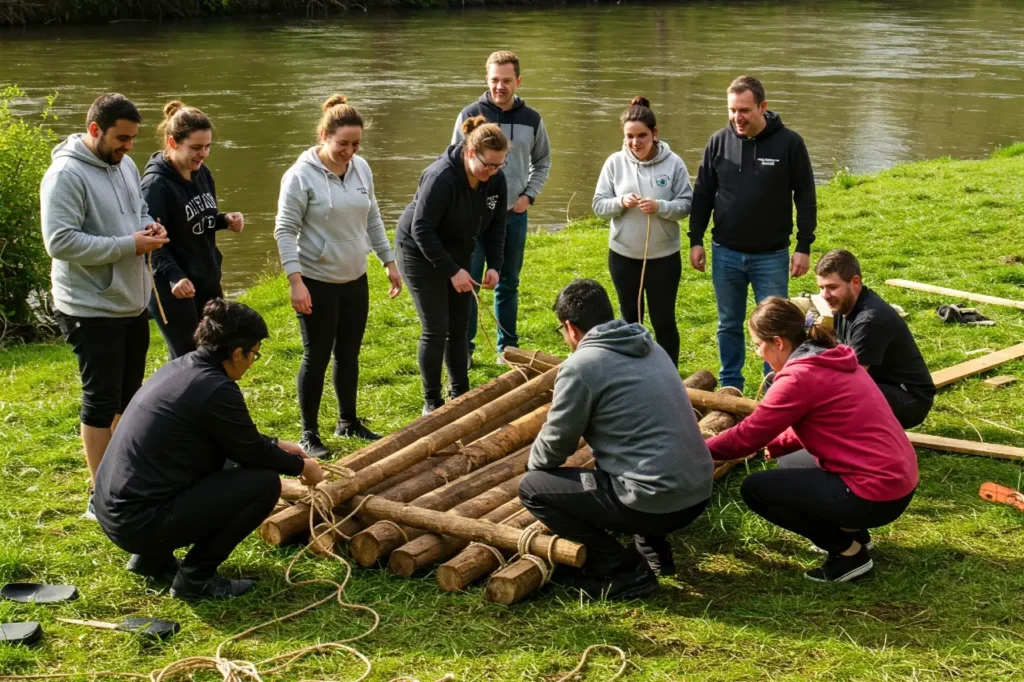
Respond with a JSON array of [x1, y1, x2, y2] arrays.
[[804, 547, 873, 583], [496, 353, 507, 366], [422, 400, 445, 417], [336, 419, 381, 441], [810, 530, 874, 555], [170, 572, 254, 600], [126, 554, 180, 581], [83, 494, 97, 522], [581, 563, 660, 601], [635, 536, 676, 577], [298, 431, 330, 459]]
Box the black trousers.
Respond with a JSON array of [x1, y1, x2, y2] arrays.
[[519, 467, 709, 576], [877, 382, 933, 429], [296, 275, 369, 433], [103, 467, 281, 582], [54, 310, 150, 429], [608, 250, 682, 367], [740, 466, 915, 555], [397, 243, 471, 404], [149, 275, 221, 360]]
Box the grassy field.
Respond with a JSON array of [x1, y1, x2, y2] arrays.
[[2, 146, 1023, 680]]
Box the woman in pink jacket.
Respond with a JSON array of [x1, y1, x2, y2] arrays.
[[706, 297, 918, 583]]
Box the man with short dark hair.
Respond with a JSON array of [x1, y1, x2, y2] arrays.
[[518, 279, 713, 599], [816, 249, 935, 428], [41, 93, 169, 520], [688, 75, 817, 390], [454, 50, 552, 363]]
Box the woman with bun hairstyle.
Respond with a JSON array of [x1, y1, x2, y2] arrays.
[[592, 97, 693, 367], [706, 297, 918, 583], [275, 95, 401, 458], [94, 299, 324, 600], [144, 100, 245, 359], [395, 116, 508, 414]]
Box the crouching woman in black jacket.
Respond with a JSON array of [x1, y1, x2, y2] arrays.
[[395, 116, 508, 413], [94, 300, 323, 600]]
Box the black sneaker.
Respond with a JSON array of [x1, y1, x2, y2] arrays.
[[298, 431, 330, 459], [335, 419, 381, 441], [810, 530, 874, 555], [126, 554, 180, 581], [83, 493, 97, 522], [805, 547, 873, 583], [422, 400, 444, 416], [169, 572, 254, 600], [635, 536, 676, 577], [580, 563, 660, 601]]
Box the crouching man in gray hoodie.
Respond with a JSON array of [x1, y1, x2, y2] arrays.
[[518, 279, 714, 599], [40, 94, 168, 520]]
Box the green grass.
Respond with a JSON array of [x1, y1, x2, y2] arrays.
[[2, 147, 1024, 680]]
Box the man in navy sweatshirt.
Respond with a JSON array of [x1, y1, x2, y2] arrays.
[[453, 50, 552, 363], [688, 76, 817, 391], [518, 279, 713, 600]]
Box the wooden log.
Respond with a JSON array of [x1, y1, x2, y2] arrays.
[[984, 375, 1016, 389], [337, 369, 532, 473], [811, 293, 834, 328], [484, 557, 545, 605], [500, 347, 564, 371], [713, 458, 748, 480], [930, 343, 1024, 389], [458, 394, 551, 446], [343, 494, 585, 567], [389, 448, 593, 577], [260, 368, 558, 545], [885, 278, 1024, 311], [687, 387, 758, 418], [436, 507, 538, 592], [906, 432, 1024, 462], [682, 369, 717, 391], [280, 456, 446, 503], [309, 522, 338, 557]]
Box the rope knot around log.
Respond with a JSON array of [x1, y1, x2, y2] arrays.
[[377, 520, 410, 545], [514, 523, 559, 587], [466, 542, 507, 572]]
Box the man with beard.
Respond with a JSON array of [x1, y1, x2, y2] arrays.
[[815, 249, 935, 429], [41, 93, 169, 520]]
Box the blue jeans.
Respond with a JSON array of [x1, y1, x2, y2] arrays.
[[711, 242, 789, 390], [468, 209, 528, 354]]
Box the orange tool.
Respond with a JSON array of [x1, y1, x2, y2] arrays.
[[979, 482, 1024, 512]]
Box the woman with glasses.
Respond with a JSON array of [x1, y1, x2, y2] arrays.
[[94, 300, 324, 600], [394, 115, 509, 413]]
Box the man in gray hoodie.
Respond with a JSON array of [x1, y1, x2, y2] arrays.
[[518, 279, 713, 599], [40, 93, 168, 520]]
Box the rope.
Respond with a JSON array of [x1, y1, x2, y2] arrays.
[[637, 214, 651, 326], [754, 370, 777, 402], [147, 252, 168, 325], [319, 463, 356, 478], [467, 542, 507, 570], [469, 287, 532, 382], [552, 644, 630, 682], [377, 520, 409, 545], [509, 522, 559, 587]]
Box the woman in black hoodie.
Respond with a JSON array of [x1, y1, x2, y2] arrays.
[[395, 116, 508, 413], [143, 101, 245, 358]]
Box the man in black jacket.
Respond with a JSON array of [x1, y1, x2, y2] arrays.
[[688, 76, 817, 390], [94, 300, 324, 599]]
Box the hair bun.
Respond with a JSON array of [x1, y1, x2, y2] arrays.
[[323, 94, 348, 111], [461, 114, 488, 136], [162, 100, 186, 118], [630, 96, 651, 109]]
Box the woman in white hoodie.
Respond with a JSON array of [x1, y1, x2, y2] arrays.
[[274, 95, 402, 458], [593, 97, 693, 367]]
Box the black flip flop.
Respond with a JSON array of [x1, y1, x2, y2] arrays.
[[58, 617, 179, 641], [0, 583, 79, 604], [0, 622, 43, 646]]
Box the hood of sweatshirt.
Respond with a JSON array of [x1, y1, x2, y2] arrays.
[[785, 343, 859, 372], [728, 110, 785, 141], [623, 139, 675, 167], [52, 133, 140, 215], [576, 319, 653, 358], [297, 146, 366, 210], [478, 91, 527, 114], [143, 150, 191, 186]]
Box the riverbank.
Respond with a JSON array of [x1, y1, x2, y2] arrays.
[[1, 148, 1023, 679]]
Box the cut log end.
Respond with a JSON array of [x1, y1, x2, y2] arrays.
[[349, 531, 384, 568], [484, 559, 545, 605], [309, 523, 338, 557], [387, 550, 418, 578], [683, 369, 717, 392]]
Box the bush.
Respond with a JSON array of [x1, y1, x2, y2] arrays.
[[0, 85, 58, 340]]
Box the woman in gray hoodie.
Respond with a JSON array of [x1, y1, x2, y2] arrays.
[[274, 95, 402, 458], [593, 97, 693, 367]]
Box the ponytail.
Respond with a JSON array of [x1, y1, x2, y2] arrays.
[[749, 296, 838, 349], [461, 115, 508, 156]]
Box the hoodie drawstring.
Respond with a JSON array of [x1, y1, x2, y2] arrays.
[[106, 167, 126, 215], [322, 169, 333, 210]]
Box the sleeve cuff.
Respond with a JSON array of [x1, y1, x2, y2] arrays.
[[521, 193, 535, 205], [375, 248, 395, 265], [117, 235, 136, 260], [689, 235, 705, 248], [282, 260, 303, 277], [795, 240, 813, 255]]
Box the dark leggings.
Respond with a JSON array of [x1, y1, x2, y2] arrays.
[[297, 275, 369, 433], [519, 467, 709, 576], [103, 467, 281, 582], [149, 275, 221, 360], [608, 250, 682, 366], [397, 243, 471, 405], [740, 466, 915, 555]]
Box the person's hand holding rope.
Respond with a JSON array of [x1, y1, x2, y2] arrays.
[[638, 197, 659, 215], [480, 268, 499, 290]]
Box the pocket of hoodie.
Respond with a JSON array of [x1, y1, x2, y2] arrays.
[[76, 263, 114, 295], [316, 236, 371, 281]]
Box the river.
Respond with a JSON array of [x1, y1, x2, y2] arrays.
[[3, 0, 1023, 293]]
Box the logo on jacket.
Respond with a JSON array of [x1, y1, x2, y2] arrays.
[[486, 195, 499, 210], [655, 174, 670, 188], [757, 158, 780, 167], [192, 215, 216, 235], [357, 187, 368, 195]]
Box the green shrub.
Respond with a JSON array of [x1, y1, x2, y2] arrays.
[[0, 85, 58, 339]]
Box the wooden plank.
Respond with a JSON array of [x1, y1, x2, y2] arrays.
[[983, 375, 1016, 390], [885, 279, 1024, 311], [810, 294, 834, 328], [907, 432, 1024, 462], [930, 343, 1024, 389]]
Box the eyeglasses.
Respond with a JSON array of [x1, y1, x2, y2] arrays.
[[250, 349, 262, 362], [555, 322, 567, 337], [476, 157, 507, 171]]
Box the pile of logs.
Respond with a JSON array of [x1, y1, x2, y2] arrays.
[[260, 348, 755, 605]]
